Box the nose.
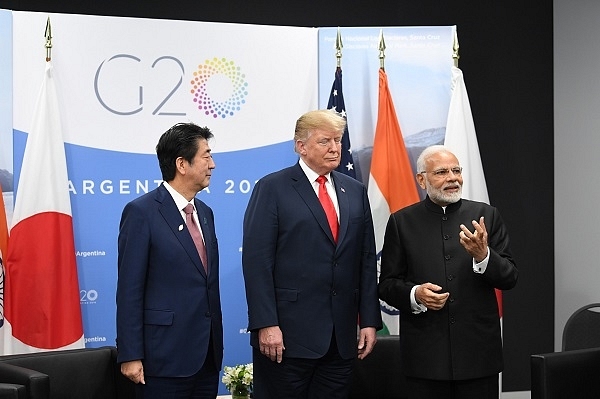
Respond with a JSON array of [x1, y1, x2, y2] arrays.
[[328, 140, 341, 151]]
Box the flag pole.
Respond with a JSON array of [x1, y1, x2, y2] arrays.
[[327, 29, 357, 179], [335, 27, 342, 68], [452, 28, 459, 68], [45, 17, 52, 62], [3, 15, 85, 354], [378, 29, 386, 71]]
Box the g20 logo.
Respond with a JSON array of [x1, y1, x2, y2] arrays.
[[94, 55, 249, 118], [190, 57, 249, 118], [80, 289, 98, 303]]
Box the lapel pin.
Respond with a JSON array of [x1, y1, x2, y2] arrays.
[[341, 187, 346, 193], [178, 224, 184, 231]]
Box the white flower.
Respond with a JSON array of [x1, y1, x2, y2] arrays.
[[221, 363, 253, 394]]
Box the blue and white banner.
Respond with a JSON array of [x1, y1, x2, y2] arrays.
[[8, 11, 317, 384], [2, 10, 454, 393]]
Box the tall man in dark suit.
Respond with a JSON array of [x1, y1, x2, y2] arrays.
[[242, 109, 382, 399], [378, 145, 518, 399], [116, 123, 223, 399]]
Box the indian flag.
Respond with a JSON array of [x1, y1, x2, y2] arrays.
[[367, 68, 420, 334]]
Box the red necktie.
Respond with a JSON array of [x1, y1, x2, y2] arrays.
[[316, 175, 339, 242], [184, 204, 208, 273]]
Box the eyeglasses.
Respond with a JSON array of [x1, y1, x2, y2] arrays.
[[419, 167, 463, 178]]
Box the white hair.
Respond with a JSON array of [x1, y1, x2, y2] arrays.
[[416, 145, 457, 172]]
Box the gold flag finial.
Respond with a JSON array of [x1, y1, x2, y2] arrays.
[[378, 29, 386, 70], [335, 27, 343, 68], [452, 28, 460, 67], [45, 17, 52, 62]]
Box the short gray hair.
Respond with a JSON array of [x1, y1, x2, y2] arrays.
[[416, 145, 456, 172]]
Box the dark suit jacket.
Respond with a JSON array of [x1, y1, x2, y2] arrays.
[[378, 196, 518, 380], [242, 163, 382, 360], [116, 183, 223, 377]]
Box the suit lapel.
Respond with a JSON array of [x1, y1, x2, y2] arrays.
[[155, 185, 207, 277], [331, 172, 349, 246], [194, 198, 212, 275]]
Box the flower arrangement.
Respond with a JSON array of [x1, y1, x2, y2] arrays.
[[222, 362, 253, 398]]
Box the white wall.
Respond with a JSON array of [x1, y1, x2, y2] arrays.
[[554, 0, 600, 351]]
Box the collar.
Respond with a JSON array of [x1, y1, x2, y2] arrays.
[[163, 181, 194, 212], [424, 195, 462, 214], [298, 159, 333, 186]]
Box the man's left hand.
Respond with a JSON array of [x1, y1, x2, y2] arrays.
[[459, 216, 488, 262]]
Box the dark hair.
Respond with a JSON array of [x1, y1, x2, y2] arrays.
[[156, 123, 214, 181]]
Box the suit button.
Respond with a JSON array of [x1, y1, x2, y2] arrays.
[[447, 275, 454, 281], [205, 312, 211, 317], [449, 297, 455, 303], [332, 290, 337, 296], [450, 316, 456, 324], [442, 216, 448, 221], [443, 234, 450, 240], [445, 255, 451, 260]]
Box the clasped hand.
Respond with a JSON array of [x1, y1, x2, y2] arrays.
[[415, 283, 449, 310]]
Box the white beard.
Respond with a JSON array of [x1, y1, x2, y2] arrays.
[[426, 181, 462, 205]]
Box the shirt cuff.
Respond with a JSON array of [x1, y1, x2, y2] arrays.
[[410, 285, 428, 314], [473, 247, 490, 274]]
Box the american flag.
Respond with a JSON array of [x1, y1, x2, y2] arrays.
[[327, 67, 357, 179]]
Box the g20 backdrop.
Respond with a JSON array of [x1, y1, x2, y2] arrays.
[[0, 7, 453, 387]]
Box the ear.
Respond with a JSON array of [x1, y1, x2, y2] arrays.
[[295, 140, 306, 155], [416, 173, 426, 189], [175, 157, 186, 175]]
